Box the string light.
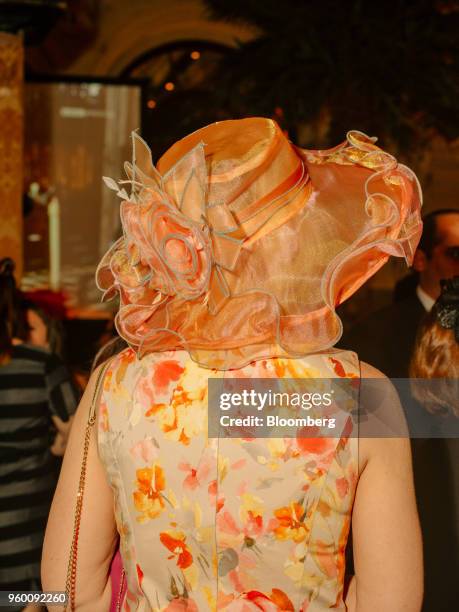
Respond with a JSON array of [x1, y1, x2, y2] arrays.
[[190, 51, 201, 60], [147, 99, 156, 109], [164, 82, 175, 91]]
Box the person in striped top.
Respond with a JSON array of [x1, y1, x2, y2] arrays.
[[0, 259, 78, 608]]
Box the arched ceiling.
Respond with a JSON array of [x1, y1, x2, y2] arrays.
[[65, 0, 255, 76]]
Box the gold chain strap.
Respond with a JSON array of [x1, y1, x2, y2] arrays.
[[64, 362, 110, 611], [115, 568, 126, 612]]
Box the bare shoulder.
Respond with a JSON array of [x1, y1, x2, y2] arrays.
[[357, 360, 411, 472], [359, 360, 387, 378]]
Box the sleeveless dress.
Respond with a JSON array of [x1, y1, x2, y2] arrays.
[[98, 348, 360, 611]]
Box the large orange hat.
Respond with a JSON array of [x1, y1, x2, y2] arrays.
[[97, 118, 422, 369]]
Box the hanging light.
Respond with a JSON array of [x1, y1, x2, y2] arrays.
[[164, 82, 175, 91], [147, 99, 156, 109], [190, 50, 201, 60]]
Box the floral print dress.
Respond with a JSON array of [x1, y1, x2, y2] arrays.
[[98, 348, 360, 611]]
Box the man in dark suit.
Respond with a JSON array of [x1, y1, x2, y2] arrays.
[[341, 208, 459, 377]]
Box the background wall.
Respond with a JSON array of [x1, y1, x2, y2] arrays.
[[0, 32, 23, 278], [23, 0, 459, 301], [63, 0, 255, 76]]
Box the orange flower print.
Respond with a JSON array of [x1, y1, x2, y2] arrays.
[[159, 531, 193, 569], [336, 477, 349, 499], [271, 502, 308, 543], [313, 539, 338, 578], [270, 589, 295, 611], [145, 402, 168, 418], [103, 368, 113, 392], [98, 400, 109, 433], [133, 464, 166, 522], [115, 348, 136, 385]]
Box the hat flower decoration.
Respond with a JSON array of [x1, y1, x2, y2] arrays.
[[99, 137, 215, 304], [97, 130, 252, 354]]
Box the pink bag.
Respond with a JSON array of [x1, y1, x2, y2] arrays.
[[109, 549, 127, 611]]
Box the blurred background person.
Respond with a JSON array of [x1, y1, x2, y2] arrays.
[[21, 292, 71, 457], [339, 208, 459, 610], [0, 258, 78, 609], [410, 276, 459, 422], [341, 208, 459, 378], [22, 290, 67, 359], [409, 276, 459, 611]]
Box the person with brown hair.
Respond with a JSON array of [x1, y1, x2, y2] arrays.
[[408, 277, 459, 612], [410, 277, 459, 418], [0, 258, 79, 610], [43, 120, 423, 611]]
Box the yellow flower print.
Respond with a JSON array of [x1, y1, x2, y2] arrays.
[[133, 464, 166, 522], [239, 493, 264, 532], [271, 502, 309, 543]]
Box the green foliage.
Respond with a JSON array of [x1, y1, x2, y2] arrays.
[[204, 0, 459, 158]]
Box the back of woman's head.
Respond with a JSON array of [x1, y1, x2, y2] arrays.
[[410, 277, 459, 417], [0, 258, 28, 356]]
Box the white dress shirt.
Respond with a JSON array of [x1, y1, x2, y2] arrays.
[[416, 285, 435, 312]]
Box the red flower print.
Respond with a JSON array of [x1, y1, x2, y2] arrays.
[[330, 357, 346, 377], [136, 563, 143, 586], [208, 479, 225, 511], [329, 357, 358, 379], [296, 427, 335, 455], [244, 591, 277, 611], [153, 360, 184, 393], [226, 589, 294, 611], [179, 456, 211, 490], [160, 531, 193, 569], [208, 480, 217, 496]]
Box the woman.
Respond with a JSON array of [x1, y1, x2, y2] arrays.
[[410, 276, 459, 420], [22, 292, 70, 456], [0, 259, 79, 606], [43, 119, 423, 610], [409, 276, 459, 612]]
